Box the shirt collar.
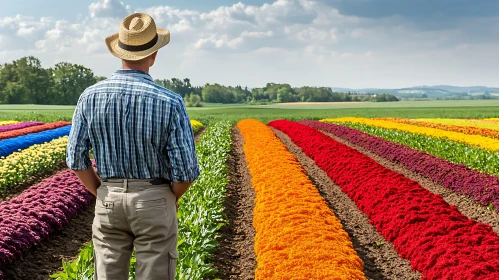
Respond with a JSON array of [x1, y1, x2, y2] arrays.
[[113, 69, 153, 81]]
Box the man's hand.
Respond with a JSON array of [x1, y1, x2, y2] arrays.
[[73, 168, 101, 196], [175, 198, 179, 212], [171, 181, 192, 201]]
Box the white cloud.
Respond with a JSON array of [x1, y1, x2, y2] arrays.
[[89, 0, 131, 18], [0, 0, 498, 88]]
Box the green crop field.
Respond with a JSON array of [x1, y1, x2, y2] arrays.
[[1, 100, 499, 123]]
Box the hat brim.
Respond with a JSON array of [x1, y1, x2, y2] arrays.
[[105, 28, 170, 61]]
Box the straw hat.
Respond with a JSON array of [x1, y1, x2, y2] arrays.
[[105, 13, 170, 61]]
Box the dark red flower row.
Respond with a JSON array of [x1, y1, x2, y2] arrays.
[[299, 120, 499, 210], [0, 121, 71, 141], [269, 120, 499, 280], [0, 169, 93, 276]]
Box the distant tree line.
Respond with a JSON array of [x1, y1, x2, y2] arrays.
[[0, 56, 398, 106], [0, 56, 105, 105], [153, 81, 399, 106]]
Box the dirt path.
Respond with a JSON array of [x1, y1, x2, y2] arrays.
[[210, 128, 257, 280], [1, 202, 95, 280], [319, 129, 499, 235], [272, 128, 422, 280], [194, 126, 207, 143]]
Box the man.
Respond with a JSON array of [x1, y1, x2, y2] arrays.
[[66, 12, 199, 280]]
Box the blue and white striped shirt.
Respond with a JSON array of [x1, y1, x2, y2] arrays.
[[66, 69, 200, 182]]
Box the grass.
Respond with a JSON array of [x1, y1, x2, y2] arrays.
[[2, 101, 499, 123]]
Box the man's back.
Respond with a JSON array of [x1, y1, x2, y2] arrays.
[[67, 69, 198, 182]]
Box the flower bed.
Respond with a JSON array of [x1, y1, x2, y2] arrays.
[[322, 117, 499, 151], [0, 125, 71, 157], [0, 137, 68, 193], [0, 169, 93, 278], [269, 120, 499, 279], [0, 122, 44, 133], [0, 122, 70, 141], [238, 119, 365, 280], [300, 120, 499, 210]]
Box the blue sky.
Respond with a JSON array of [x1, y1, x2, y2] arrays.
[[0, 0, 498, 88]]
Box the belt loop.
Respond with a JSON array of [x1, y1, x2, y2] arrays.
[[123, 179, 128, 193]]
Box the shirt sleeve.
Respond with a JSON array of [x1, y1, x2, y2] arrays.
[[66, 99, 92, 171], [165, 100, 200, 182]]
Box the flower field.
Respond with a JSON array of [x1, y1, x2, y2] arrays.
[[2, 116, 499, 280]]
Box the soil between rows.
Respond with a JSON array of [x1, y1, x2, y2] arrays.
[[272, 128, 422, 280], [1, 202, 95, 280], [319, 129, 499, 235], [210, 128, 257, 280]]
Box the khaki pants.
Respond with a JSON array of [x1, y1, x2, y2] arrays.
[[92, 179, 178, 280]]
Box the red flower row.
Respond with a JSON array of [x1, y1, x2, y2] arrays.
[[0, 121, 71, 141], [268, 120, 499, 280]]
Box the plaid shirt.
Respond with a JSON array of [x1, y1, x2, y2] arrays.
[[66, 69, 199, 182]]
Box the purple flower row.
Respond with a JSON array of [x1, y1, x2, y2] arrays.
[[0, 169, 93, 271], [299, 120, 499, 210], [0, 122, 44, 133]]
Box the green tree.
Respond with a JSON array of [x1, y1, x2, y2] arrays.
[[0, 56, 54, 104], [51, 62, 97, 104]]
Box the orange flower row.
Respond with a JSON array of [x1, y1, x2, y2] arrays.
[[237, 119, 365, 280], [379, 118, 499, 140]]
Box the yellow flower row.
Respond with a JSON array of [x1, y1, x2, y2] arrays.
[[416, 118, 499, 131], [237, 119, 365, 280], [190, 119, 204, 133], [321, 117, 499, 151], [0, 136, 67, 192], [0, 121, 18, 126]]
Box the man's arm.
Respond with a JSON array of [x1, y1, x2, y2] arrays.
[[166, 101, 200, 201], [66, 98, 98, 195], [74, 168, 100, 196]]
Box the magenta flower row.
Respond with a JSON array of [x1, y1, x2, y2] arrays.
[[0, 122, 44, 133], [0, 169, 93, 274]]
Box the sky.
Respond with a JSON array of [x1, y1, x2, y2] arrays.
[[0, 0, 498, 88]]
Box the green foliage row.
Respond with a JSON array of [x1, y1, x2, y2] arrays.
[[176, 120, 232, 279], [0, 57, 103, 105], [51, 121, 233, 280], [338, 122, 499, 177]]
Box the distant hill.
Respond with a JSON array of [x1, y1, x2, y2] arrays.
[[330, 85, 499, 100]]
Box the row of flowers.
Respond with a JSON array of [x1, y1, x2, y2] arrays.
[[0, 169, 94, 279], [417, 118, 499, 130], [0, 121, 71, 141], [190, 120, 204, 133], [378, 118, 499, 140], [0, 121, 18, 126], [300, 120, 499, 210], [0, 122, 44, 133], [322, 117, 499, 152], [237, 119, 365, 279], [324, 120, 499, 177], [0, 137, 68, 194], [269, 120, 499, 279], [0, 125, 71, 158]]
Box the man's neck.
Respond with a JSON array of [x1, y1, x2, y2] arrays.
[[121, 63, 150, 73]]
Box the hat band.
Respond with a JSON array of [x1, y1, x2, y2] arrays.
[[118, 33, 158, 52]]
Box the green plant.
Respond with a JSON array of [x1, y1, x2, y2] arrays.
[[50, 243, 95, 280]]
